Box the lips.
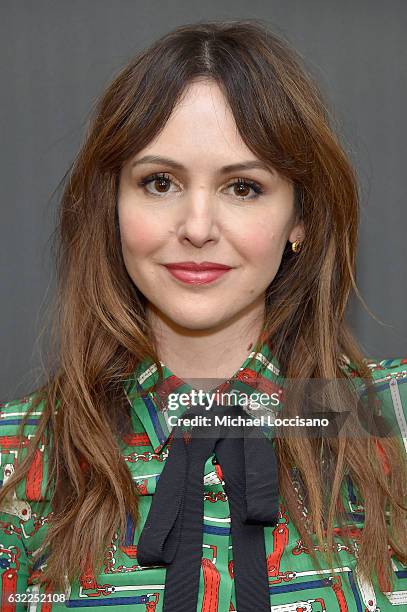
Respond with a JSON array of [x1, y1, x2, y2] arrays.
[[164, 261, 232, 271], [163, 262, 232, 285]]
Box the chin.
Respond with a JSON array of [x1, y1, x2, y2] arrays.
[[161, 308, 230, 332]]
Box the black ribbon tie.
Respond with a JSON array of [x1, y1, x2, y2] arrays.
[[136, 401, 279, 611]]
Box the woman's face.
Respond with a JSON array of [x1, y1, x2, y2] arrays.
[[118, 79, 304, 332]]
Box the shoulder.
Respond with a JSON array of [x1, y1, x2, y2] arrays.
[[340, 355, 407, 448], [0, 391, 47, 447], [340, 354, 407, 380], [339, 354, 407, 391], [0, 391, 52, 504], [0, 390, 46, 424]]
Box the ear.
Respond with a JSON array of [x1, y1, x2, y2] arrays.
[[288, 218, 305, 244]]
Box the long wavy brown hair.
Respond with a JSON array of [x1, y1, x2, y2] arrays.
[[1, 18, 406, 594]]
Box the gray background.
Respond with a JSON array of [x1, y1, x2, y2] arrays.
[[1, 0, 406, 401]]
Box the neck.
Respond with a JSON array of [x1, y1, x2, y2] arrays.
[[146, 298, 266, 383]]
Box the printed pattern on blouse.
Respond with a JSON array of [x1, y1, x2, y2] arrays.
[[0, 342, 407, 611]]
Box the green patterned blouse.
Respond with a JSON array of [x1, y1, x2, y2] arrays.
[[1, 340, 406, 611]]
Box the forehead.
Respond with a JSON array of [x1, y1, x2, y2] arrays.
[[138, 79, 255, 162]]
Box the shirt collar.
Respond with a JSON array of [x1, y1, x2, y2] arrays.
[[123, 339, 285, 454]]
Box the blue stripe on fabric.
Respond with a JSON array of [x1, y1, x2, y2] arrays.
[[66, 595, 152, 607], [348, 570, 364, 612], [270, 578, 332, 593], [0, 419, 39, 426], [136, 381, 167, 446], [203, 524, 230, 536]]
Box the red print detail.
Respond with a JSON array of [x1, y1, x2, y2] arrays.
[[26, 448, 43, 501], [236, 368, 258, 382], [267, 523, 289, 579], [374, 439, 390, 475], [201, 557, 220, 612], [331, 576, 348, 612], [214, 463, 224, 482], [0, 435, 31, 450], [79, 558, 98, 591], [122, 433, 150, 446], [2, 567, 18, 612]]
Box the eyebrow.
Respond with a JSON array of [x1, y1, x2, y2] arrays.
[[130, 155, 274, 175]]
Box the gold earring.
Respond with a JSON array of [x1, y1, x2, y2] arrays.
[[292, 240, 302, 253]]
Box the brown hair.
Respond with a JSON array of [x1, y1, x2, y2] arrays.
[[1, 18, 406, 593]]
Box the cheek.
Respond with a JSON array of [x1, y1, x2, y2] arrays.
[[240, 225, 285, 263], [118, 206, 162, 258]]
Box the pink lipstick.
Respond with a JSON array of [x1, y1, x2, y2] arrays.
[[163, 261, 233, 285]]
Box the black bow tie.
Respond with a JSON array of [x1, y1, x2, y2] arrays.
[[136, 401, 279, 611]]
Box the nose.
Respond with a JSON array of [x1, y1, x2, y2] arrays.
[[178, 188, 220, 247]]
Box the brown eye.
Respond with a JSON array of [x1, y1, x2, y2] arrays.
[[138, 172, 178, 197], [153, 177, 171, 193], [234, 182, 251, 198], [225, 178, 264, 201]]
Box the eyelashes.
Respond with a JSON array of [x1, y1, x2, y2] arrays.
[[137, 172, 264, 201]]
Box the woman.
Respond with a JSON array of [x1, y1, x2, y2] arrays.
[[0, 19, 406, 612]]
